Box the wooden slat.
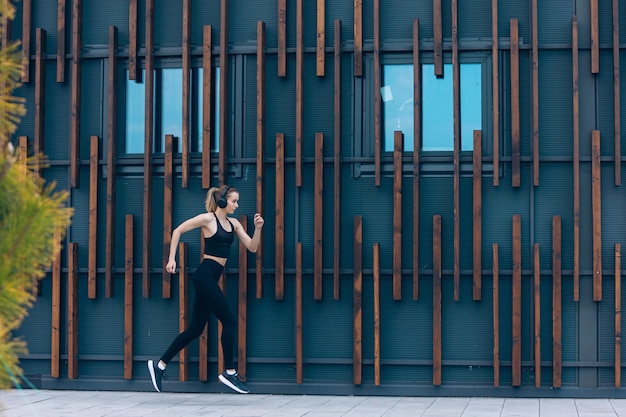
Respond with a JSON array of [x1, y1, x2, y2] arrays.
[[68, 242, 78, 379], [256, 21, 266, 301], [88, 135, 98, 299], [512, 214, 521, 386], [314, 133, 324, 300], [615, 244, 621, 387], [18, 136, 27, 163], [179, 243, 189, 381], [199, 236, 208, 381], [105, 25, 118, 299], [218, 0, 228, 185], [433, 0, 443, 77], [217, 270, 225, 374], [373, 0, 380, 186], [163, 134, 173, 299], [128, 0, 137, 80], [56, 0, 66, 82], [473, 131, 482, 301], [1, 0, 10, 50], [492, 243, 500, 387], [316, 0, 325, 76], [275, 133, 285, 300], [353, 215, 363, 385], [552, 216, 562, 388], [295, 0, 303, 187], [591, 0, 599, 74], [413, 19, 421, 300], [21, 0, 31, 83], [510, 19, 520, 187], [393, 131, 402, 300], [296, 243, 303, 383], [182, 0, 191, 188], [277, 0, 287, 77], [613, 0, 621, 186], [572, 16, 580, 302], [592, 130, 602, 301], [533, 243, 541, 388], [433, 215, 442, 386], [354, 0, 364, 78], [34, 28, 45, 175], [51, 227, 61, 378], [238, 216, 248, 380], [452, 0, 460, 300], [492, 0, 499, 186], [333, 19, 342, 300], [124, 215, 134, 380], [143, 0, 155, 298], [373, 243, 381, 386], [202, 25, 212, 189], [531, 0, 539, 186], [69, 0, 81, 188]]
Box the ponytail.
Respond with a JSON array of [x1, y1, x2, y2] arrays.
[[205, 187, 219, 212]]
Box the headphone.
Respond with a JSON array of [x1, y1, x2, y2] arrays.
[[216, 185, 232, 209]]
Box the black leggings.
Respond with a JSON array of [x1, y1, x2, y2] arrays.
[[160, 259, 237, 369]]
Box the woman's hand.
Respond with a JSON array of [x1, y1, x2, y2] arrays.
[[166, 259, 177, 274], [254, 213, 264, 230]]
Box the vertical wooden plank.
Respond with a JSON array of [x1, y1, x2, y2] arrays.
[[510, 19, 520, 188], [51, 227, 61, 378], [531, 0, 539, 186], [88, 135, 98, 299], [572, 16, 580, 302], [492, 243, 500, 387], [353, 0, 362, 77], [613, 0, 621, 186], [277, 0, 287, 77], [333, 19, 342, 300], [238, 216, 248, 380], [615, 244, 621, 387], [34, 28, 45, 175], [275, 133, 285, 300], [316, 0, 325, 76], [179, 243, 188, 381], [433, 215, 442, 386], [373, 243, 381, 386], [492, 0, 499, 186], [591, 0, 599, 73], [473, 131, 482, 301], [314, 133, 324, 300], [433, 0, 443, 77], [393, 131, 402, 300], [182, 0, 191, 189], [143, 0, 155, 298], [512, 214, 521, 386], [218, 0, 228, 185], [217, 270, 225, 374], [128, 0, 137, 80], [124, 215, 134, 380], [413, 19, 421, 300], [533, 243, 541, 388], [1, 0, 10, 51], [163, 134, 173, 299], [296, 243, 303, 383], [552, 216, 562, 388], [202, 26, 212, 189], [373, 0, 381, 186], [452, 0, 460, 300], [592, 130, 602, 301], [199, 234, 208, 381], [69, 0, 81, 188], [105, 25, 118, 299], [21, 0, 31, 83], [353, 215, 363, 385], [295, 0, 303, 187], [67, 242, 78, 379], [56, 0, 65, 82], [256, 21, 266, 300]]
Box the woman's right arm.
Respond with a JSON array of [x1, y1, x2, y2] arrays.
[[166, 213, 211, 273]]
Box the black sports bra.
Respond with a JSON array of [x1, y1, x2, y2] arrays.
[[203, 215, 234, 258]]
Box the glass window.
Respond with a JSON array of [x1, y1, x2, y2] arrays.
[[125, 70, 147, 154]]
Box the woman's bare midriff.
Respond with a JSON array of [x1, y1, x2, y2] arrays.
[[204, 254, 227, 266]]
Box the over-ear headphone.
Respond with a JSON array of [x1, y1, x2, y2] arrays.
[[216, 185, 232, 209]]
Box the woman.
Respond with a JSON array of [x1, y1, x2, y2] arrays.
[[148, 185, 264, 394]]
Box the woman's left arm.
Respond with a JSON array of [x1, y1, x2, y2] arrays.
[[233, 213, 264, 253]]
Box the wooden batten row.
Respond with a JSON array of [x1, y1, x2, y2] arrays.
[[314, 133, 324, 300], [295, 243, 303, 383], [202, 25, 212, 189], [353, 215, 363, 385], [34, 28, 45, 175], [163, 134, 174, 299], [275, 134, 285, 299], [592, 130, 602, 301], [433, 0, 443, 77], [105, 25, 118, 299], [572, 16, 580, 302], [353, 0, 362, 77], [21, 0, 31, 82], [412, 19, 421, 300], [432, 215, 442, 386], [591, 0, 599, 74], [295, 0, 303, 187], [510, 19, 520, 188], [512, 214, 521, 386], [373, 243, 381, 386], [181, 0, 191, 189], [615, 244, 621, 387], [316, 0, 325, 76], [613, 0, 621, 186], [51, 227, 62, 378], [143, 0, 155, 298], [179, 243, 189, 381], [217, 270, 225, 373], [393, 131, 402, 300], [333, 19, 342, 300], [238, 216, 248, 380], [56, 0, 66, 83], [218, 0, 228, 185], [128, 0, 138, 81], [373, 0, 381, 186], [473, 131, 482, 300], [124, 215, 134, 380], [552, 216, 562, 388], [533, 243, 541, 388], [452, 0, 460, 301], [492, 243, 500, 387], [88, 136, 98, 299], [256, 21, 266, 301], [69, 0, 81, 188], [491, 0, 499, 186], [531, 0, 539, 186], [68, 242, 79, 379], [277, 0, 287, 77]]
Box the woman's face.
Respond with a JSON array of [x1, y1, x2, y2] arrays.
[[224, 191, 240, 214]]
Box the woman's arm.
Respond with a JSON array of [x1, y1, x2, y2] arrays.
[[232, 213, 264, 253], [166, 213, 212, 273]]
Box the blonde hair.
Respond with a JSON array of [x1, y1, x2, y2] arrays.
[[204, 185, 237, 212]]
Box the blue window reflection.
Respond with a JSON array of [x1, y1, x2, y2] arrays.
[[125, 70, 147, 154], [161, 68, 183, 152]]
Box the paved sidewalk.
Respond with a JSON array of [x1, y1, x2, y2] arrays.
[[2, 389, 626, 417]]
